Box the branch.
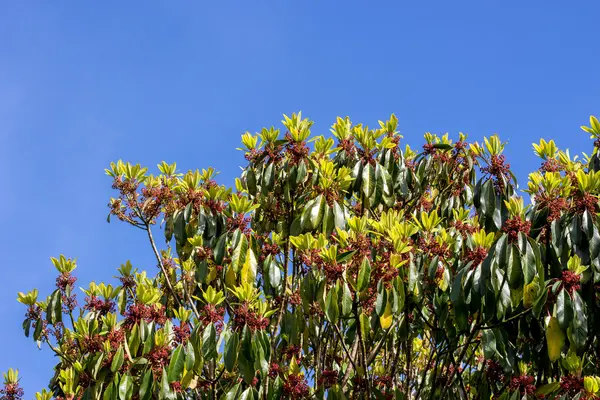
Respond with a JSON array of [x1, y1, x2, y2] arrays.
[[146, 225, 198, 319], [332, 323, 358, 372], [367, 318, 400, 366]]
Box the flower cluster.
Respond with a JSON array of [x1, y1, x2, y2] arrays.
[[508, 375, 536, 395], [124, 303, 168, 328], [231, 303, 269, 332]]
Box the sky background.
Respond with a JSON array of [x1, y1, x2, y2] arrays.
[[1, 1, 600, 394]]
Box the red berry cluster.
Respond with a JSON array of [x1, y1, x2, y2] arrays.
[[560, 374, 583, 396], [124, 303, 168, 328], [232, 303, 269, 332], [540, 158, 561, 173], [81, 334, 103, 354], [561, 271, 581, 294], [318, 369, 339, 389], [56, 272, 78, 312], [423, 143, 436, 155], [485, 360, 504, 383], [502, 216, 531, 244], [268, 363, 280, 379], [84, 295, 115, 316], [465, 247, 488, 269], [374, 375, 393, 388], [283, 373, 310, 398], [508, 375, 535, 395], [226, 213, 252, 234], [147, 345, 171, 378], [452, 220, 478, 236], [139, 184, 174, 222], [281, 345, 301, 360], [573, 193, 598, 215], [338, 138, 356, 158], [107, 328, 124, 348], [169, 381, 183, 394], [0, 382, 24, 400], [417, 236, 451, 260], [173, 322, 191, 345], [284, 133, 310, 165], [481, 155, 512, 193], [199, 304, 224, 335]]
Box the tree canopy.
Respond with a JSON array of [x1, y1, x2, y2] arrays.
[[5, 114, 600, 400]]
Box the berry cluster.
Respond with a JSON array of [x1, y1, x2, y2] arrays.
[[84, 295, 115, 316], [508, 375, 535, 395], [124, 303, 168, 328], [232, 303, 269, 332], [560, 375, 583, 396], [283, 374, 310, 398], [481, 155, 512, 193], [561, 270, 581, 294], [0, 382, 24, 400], [318, 369, 339, 389], [199, 304, 224, 335], [502, 216, 531, 244]]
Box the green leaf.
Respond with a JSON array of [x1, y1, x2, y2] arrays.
[[268, 377, 284, 400], [535, 382, 560, 396], [46, 289, 62, 325], [508, 245, 523, 288], [262, 163, 274, 195], [533, 288, 548, 319], [310, 194, 325, 230], [185, 341, 195, 372], [297, 160, 307, 185], [111, 345, 125, 373], [173, 209, 186, 246], [202, 323, 217, 360], [342, 281, 353, 317], [104, 383, 116, 400], [266, 257, 282, 290], [225, 331, 239, 372], [167, 345, 184, 383], [246, 168, 257, 195], [333, 201, 346, 229], [164, 216, 174, 242], [556, 289, 573, 331], [582, 211, 594, 238], [325, 286, 339, 324], [213, 234, 226, 265], [336, 250, 356, 264], [223, 383, 241, 400], [357, 258, 371, 293], [231, 234, 249, 273], [545, 316, 564, 362], [160, 368, 174, 400], [253, 338, 269, 378], [571, 291, 588, 350], [362, 163, 375, 198], [522, 239, 536, 285], [239, 388, 253, 400], [482, 330, 497, 359], [118, 373, 133, 400]]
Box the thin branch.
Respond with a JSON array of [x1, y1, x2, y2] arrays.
[[332, 323, 358, 372]]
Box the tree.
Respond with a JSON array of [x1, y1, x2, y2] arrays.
[[5, 114, 600, 400]]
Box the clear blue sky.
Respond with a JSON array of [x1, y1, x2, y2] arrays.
[[1, 1, 599, 394]]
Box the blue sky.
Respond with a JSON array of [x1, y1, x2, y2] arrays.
[[1, 1, 599, 394]]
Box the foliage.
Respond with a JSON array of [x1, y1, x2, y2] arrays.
[[6, 114, 600, 399]]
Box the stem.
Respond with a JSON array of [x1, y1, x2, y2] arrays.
[[271, 240, 290, 352], [355, 303, 371, 398], [367, 318, 400, 365], [405, 339, 412, 400], [146, 225, 195, 314], [333, 323, 358, 372]]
